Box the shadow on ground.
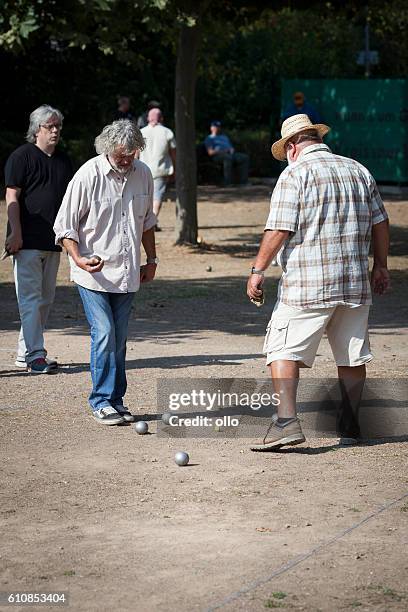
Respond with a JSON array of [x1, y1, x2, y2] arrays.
[[1, 219, 407, 338]]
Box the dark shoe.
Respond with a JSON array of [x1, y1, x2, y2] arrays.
[[15, 357, 57, 369], [154, 224, 162, 232], [250, 416, 305, 451], [114, 405, 134, 422], [92, 406, 125, 425], [338, 437, 362, 446], [28, 358, 58, 375]]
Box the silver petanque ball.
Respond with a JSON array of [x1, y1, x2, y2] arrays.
[[134, 421, 148, 435], [175, 451, 189, 466], [161, 412, 172, 425]]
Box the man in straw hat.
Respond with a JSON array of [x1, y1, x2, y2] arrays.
[[247, 114, 390, 451]]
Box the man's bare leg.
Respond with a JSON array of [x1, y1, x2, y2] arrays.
[[270, 360, 300, 418], [338, 364, 366, 382], [337, 364, 366, 440]]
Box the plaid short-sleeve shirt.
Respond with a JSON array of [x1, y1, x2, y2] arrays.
[[265, 144, 388, 308]]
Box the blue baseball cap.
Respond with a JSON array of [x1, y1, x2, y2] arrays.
[[210, 120, 221, 127]]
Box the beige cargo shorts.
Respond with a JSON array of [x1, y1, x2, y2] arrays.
[[263, 302, 373, 368]]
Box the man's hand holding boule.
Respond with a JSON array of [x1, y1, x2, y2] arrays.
[[61, 239, 104, 274], [246, 229, 289, 302], [76, 255, 104, 274], [247, 273, 264, 301]]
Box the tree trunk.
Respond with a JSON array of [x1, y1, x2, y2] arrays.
[[174, 10, 202, 245]]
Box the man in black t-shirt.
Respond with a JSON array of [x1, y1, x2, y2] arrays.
[[114, 96, 135, 121], [4, 104, 73, 374]]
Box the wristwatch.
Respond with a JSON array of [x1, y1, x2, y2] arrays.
[[147, 257, 159, 265], [251, 267, 264, 276]]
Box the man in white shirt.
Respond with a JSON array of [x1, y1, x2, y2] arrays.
[[139, 108, 176, 231], [54, 119, 158, 425]]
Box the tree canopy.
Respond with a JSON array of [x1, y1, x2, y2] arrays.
[[1, 0, 407, 241]]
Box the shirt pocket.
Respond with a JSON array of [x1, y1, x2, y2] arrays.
[[262, 319, 289, 354]]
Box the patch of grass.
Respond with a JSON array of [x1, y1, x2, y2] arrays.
[[348, 507, 361, 512], [264, 593, 287, 608], [368, 584, 406, 601], [271, 592, 287, 600], [350, 602, 362, 608], [381, 586, 403, 600], [264, 600, 284, 609], [63, 570, 75, 577], [400, 503, 408, 512]]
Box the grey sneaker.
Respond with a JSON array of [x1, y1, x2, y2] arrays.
[[28, 358, 58, 375], [250, 415, 305, 451], [114, 405, 134, 422], [92, 406, 125, 425]]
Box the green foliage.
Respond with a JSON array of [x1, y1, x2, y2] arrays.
[[0, 1, 407, 173], [370, 0, 408, 77], [263, 591, 288, 607], [227, 129, 277, 177], [0, 2, 39, 50], [271, 592, 287, 600], [264, 599, 284, 609]]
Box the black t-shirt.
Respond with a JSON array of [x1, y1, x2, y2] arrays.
[[4, 143, 73, 251]]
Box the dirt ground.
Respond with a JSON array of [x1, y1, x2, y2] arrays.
[[0, 185, 407, 612]]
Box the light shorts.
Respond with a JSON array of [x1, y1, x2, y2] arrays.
[[263, 302, 373, 368], [153, 176, 167, 202]]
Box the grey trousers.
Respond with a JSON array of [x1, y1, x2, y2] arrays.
[[13, 250, 60, 364]]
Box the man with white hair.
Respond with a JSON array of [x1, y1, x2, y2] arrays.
[[139, 108, 176, 231], [54, 120, 157, 425], [4, 104, 73, 373], [247, 114, 390, 450]]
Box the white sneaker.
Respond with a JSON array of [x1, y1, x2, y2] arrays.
[[92, 406, 125, 425], [15, 359, 28, 369]]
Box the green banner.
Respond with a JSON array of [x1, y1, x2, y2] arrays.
[[282, 79, 408, 182]]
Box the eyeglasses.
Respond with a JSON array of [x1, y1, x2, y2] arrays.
[[40, 123, 62, 131], [111, 150, 136, 162]]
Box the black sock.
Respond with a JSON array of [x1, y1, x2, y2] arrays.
[[277, 417, 295, 427]]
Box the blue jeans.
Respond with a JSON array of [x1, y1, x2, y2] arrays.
[[78, 286, 135, 411]]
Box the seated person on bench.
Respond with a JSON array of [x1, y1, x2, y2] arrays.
[[204, 120, 249, 186]]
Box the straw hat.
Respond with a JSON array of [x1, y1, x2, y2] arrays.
[[271, 114, 330, 161]]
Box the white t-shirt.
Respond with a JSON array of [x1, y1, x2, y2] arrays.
[[140, 124, 176, 178]]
